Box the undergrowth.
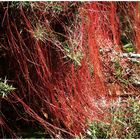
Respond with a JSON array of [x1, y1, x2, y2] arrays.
[[86, 97, 140, 139]]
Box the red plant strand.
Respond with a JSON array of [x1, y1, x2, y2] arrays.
[[135, 2, 140, 53], [87, 3, 108, 97]]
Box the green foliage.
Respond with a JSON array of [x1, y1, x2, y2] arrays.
[[123, 43, 135, 53], [45, 2, 63, 14], [114, 61, 123, 78], [64, 43, 83, 66], [0, 78, 15, 98], [86, 97, 140, 139], [10, 1, 31, 9], [112, 59, 132, 85], [51, 5, 62, 12], [33, 24, 47, 42], [87, 121, 110, 138]]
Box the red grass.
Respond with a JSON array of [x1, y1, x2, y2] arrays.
[[1, 2, 139, 138], [135, 2, 140, 53]]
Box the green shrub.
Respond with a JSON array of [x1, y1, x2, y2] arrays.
[[86, 97, 140, 139]]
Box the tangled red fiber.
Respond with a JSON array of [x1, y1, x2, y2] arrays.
[[135, 2, 140, 53], [0, 2, 139, 138]]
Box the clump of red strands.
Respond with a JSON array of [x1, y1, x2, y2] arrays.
[[0, 2, 140, 138]]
